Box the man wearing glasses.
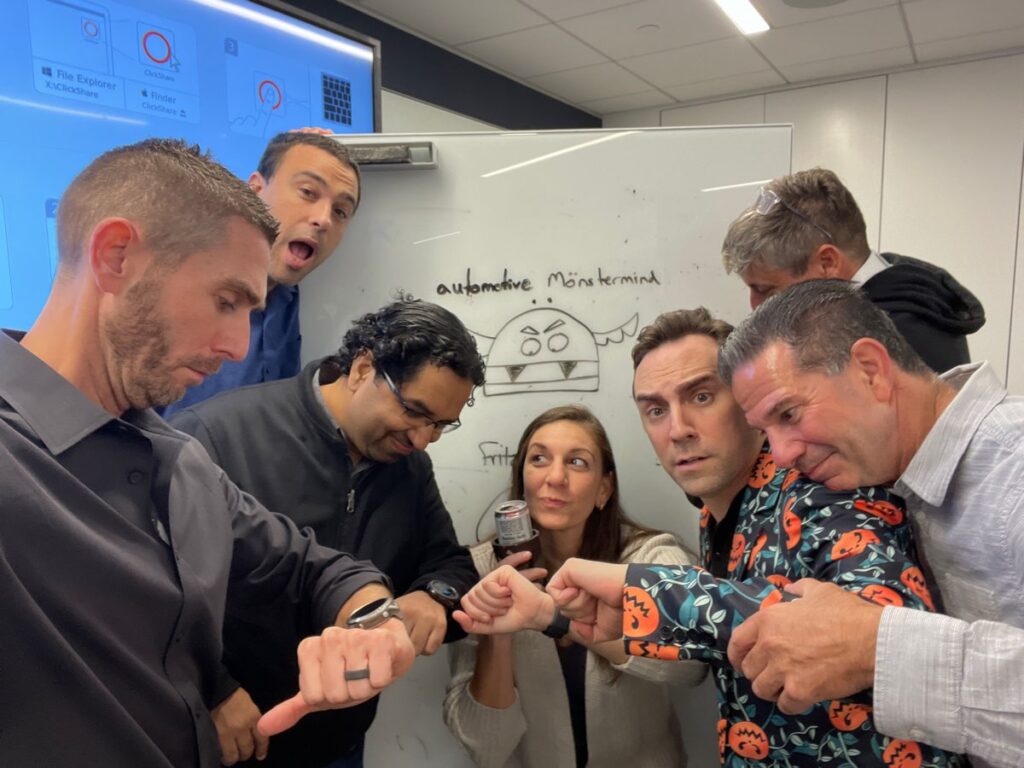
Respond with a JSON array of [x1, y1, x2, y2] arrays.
[[720, 167, 984, 372], [171, 296, 483, 768]]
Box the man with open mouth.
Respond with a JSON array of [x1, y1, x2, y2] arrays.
[[161, 130, 360, 418]]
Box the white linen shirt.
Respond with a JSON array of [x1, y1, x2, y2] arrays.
[[874, 362, 1024, 767]]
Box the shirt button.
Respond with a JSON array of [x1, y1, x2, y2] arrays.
[[128, 470, 144, 484], [672, 627, 687, 643], [659, 626, 673, 641]]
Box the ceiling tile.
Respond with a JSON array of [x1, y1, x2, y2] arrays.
[[663, 70, 785, 103], [621, 37, 770, 89], [914, 27, 1024, 62], [775, 45, 912, 81], [559, 0, 738, 60], [753, 5, 908, 66], [578, 89, 674, 114], [519, 0, 644, 22], [753, 0, 897, 28], [458, 25, 607, 78], [663, 94, 765, 126], [904, 0, 1024, 44], [527, 61, 653, 103], [355, 0, 546, 45]]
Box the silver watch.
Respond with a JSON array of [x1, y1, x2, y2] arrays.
[[346, 597, 404, 630]]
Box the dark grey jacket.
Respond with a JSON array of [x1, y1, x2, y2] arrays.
[[171, 359, 476, 768], [863, 253, 985, 373]]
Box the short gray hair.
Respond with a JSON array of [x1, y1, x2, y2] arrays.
[[718, 280, 929, 385], [721, 168, 870, 276], [57, 139, 278, 273]]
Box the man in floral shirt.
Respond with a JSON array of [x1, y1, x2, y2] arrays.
[[533, 308, 964, 766]]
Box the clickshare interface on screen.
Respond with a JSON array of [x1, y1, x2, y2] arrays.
[[0, 0, 377, 330]]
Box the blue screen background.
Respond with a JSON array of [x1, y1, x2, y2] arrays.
[[0, 0, 376, 330]]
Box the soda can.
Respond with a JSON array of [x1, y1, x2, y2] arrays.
[[494, 500, 533, 546]]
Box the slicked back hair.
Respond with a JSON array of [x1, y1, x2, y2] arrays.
[[718, 279, 930, 386], [721, 168, 870, 277], [57, 139, 278, 275], [329, 294, 485, 388], [256, 132, 362, 211], [508, 404, 656, 564], [632, 307, 734, 370]]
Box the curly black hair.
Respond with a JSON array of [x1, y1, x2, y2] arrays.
[[328, 294, 486, 387]]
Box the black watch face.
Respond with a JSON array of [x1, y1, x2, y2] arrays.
[[429, 580, 459, 601], [350, 597, 387, 621]]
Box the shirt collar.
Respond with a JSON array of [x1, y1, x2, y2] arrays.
[[311, 365, 343, 432], [309, 363, 376, 473], [0, 331, 115, 455], [851, 249, 890, 285], [896, 362, 1004, 506]]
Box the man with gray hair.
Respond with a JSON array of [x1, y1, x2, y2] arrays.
[[719, 279, 1023, 768], [721, 167, 984, 372]]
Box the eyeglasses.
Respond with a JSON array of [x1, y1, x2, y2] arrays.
[[755, 187, 834, 243], [380, 369, 461, 434]]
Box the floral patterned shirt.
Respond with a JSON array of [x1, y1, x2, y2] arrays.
[[624, 445, 965, 767]]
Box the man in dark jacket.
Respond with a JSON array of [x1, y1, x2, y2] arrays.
[[171, 297, 484, 768], [721, 167, 984, 372]]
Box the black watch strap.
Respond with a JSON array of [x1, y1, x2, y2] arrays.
[[542, 607, 570, 639], [425, 579, 460, 611]]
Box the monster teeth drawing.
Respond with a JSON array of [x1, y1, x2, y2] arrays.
[[472, 307, 639, 396]]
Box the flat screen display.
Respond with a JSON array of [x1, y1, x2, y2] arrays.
[[0, 0, 379, 330]]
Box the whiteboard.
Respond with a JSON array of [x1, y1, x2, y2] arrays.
[[300, 126, 792, 767]]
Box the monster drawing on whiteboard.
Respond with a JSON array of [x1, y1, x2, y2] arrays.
[[472, 308, 638, 396]]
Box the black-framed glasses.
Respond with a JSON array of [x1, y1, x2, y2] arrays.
[[380, 369, 461, 434], [755, 187, 834, 243]]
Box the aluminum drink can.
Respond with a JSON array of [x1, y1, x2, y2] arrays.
[[494, 500, 533, 545]]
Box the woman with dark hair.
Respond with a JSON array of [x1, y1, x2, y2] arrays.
[[444, 405, 705, 768]]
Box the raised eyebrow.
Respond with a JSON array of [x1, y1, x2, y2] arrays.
[[295, 171, 357, 208], [294, 170, 328, 188], [676, 372, 719, 396], [633, 393, 666, 405]]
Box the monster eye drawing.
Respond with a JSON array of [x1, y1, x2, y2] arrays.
[[472, 307, 638, 396]]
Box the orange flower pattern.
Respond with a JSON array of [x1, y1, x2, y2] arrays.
[[624, 444, 961, 767]]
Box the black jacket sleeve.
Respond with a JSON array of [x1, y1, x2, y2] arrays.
[[404, 455, 477, 643]]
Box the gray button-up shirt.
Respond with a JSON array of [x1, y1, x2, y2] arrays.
[[0, 332, 387, 767], [874, 362, 1024, 767]]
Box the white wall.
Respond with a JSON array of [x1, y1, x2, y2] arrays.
[[606, 54, 1024, 391], [381, 89, 499, 133]]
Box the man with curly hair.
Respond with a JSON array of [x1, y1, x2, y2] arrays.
[[171, 296, 483, 768]]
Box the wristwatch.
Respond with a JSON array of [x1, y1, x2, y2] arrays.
[[542, 607, 570, 639], [425, 579, 460, 611], [346, 597, 404, 630]]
